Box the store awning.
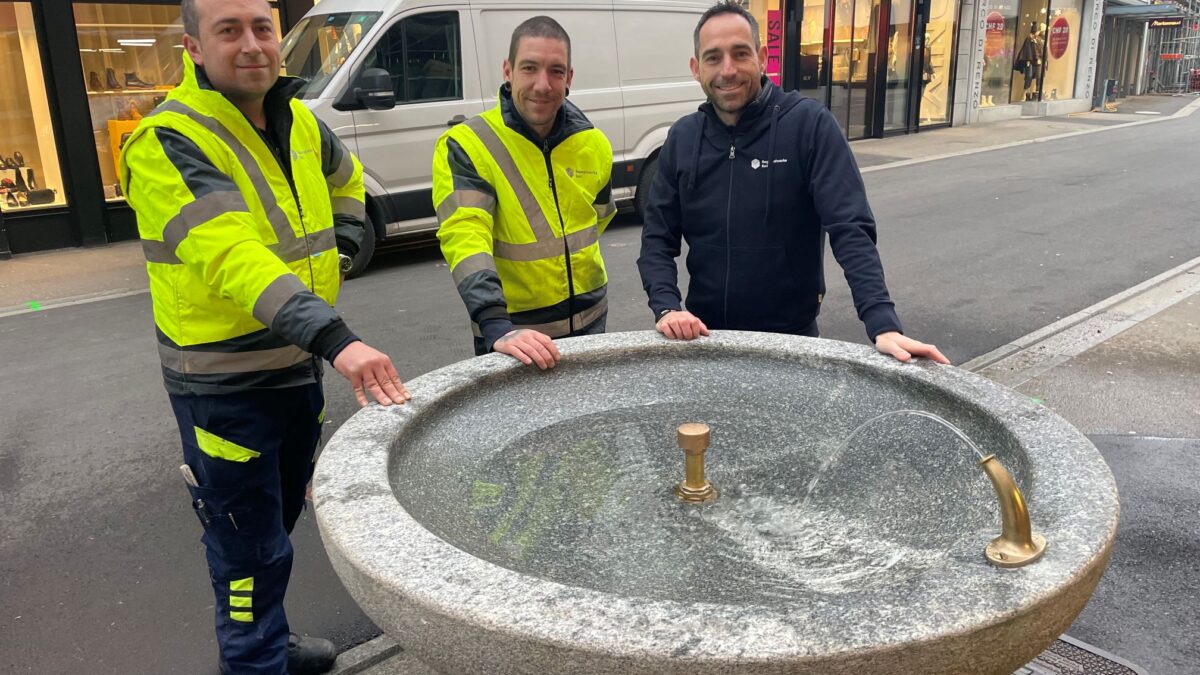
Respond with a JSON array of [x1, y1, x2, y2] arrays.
[[1104, 3, 1187, 18]]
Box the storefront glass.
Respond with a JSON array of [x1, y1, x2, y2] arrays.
[[745, 0, 784, 85], [1011, 0, 1047, 102], [797, 0, 827, 99], [1041, 0, 1083, 100], [919, 0, 957, 123], [74, 3, 185, 202], [883, 0, 914, 132], [980, 0, 1018, 107], [1, 2, 67, 213]]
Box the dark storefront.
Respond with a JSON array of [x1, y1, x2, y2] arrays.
[[0, 0, 312, 258], [745, 0, 960, 140]]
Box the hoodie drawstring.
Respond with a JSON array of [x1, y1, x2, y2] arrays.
[[763, 105, 779, 229], [688, 115, 706, 191]]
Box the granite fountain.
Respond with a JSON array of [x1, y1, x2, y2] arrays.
[[314, 332, 1119, 674]]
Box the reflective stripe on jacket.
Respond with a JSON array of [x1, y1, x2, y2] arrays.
[[119, 53, 366, 395], [432, 87, 615, 350]]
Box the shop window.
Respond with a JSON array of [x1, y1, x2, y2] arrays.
[[360, 12, 462, 104], [980, 0, 1018, 107], [919, 0, 958, 123], [74, 3, 185, 202], [1011, 0, 1048, 102], [798, 0, 828, 99], [1041, 0, 1083, 101], [0, 2, 67, 212]]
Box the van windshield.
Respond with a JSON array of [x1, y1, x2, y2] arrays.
[[281, 12, 381, 99]]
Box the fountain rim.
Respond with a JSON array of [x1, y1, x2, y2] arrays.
[[314, 330, 1120, 660]]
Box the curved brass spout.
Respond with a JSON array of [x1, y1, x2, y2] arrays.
[[675, 423, 717, 504], [979, 454, 1047, 568]]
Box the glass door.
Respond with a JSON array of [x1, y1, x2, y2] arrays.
[[829, 0, 881, 138]]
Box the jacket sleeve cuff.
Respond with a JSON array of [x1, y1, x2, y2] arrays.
[[862, 304, 903, 342], [480, 316, 514, 353], [312, 319, 360, 364]]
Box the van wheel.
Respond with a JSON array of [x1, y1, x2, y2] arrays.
[[348, 214, 377, 279], [634, 156, 659, 220]]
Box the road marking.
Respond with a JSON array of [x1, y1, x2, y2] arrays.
[[862, 96, 1200, 174], [962, 255, 1200, 387], [1133, 111, 1162, 115], [0, 288, 149, 319]]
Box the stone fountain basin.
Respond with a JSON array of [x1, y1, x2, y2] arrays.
[[315, 332, 1119, 675]]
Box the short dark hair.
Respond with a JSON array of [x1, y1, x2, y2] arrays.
[[181, 0, 199, 37], [694, 1, 760, 55], [508, 15, 572, 68]]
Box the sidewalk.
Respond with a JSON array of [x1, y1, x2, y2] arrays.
[[2, 93, 1197, 316]]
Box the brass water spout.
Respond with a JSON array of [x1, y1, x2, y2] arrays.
[[675, 423, 717, 504], [979, 454, 1046, 568]]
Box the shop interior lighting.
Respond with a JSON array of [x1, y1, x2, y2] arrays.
[[98, 48, 125, 53], [117, 38, 157, 46]]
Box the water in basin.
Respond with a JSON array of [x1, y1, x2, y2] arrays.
[[395, 402, 1003, 605]]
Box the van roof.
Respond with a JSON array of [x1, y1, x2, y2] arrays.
[[301, 0, 712, 18]]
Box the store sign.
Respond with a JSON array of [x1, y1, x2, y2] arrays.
[[1149, 19, 1184, 29], [766, 10, 782, 86], [985, 11, 1006, 58], [1048, 17, 1070, 60]]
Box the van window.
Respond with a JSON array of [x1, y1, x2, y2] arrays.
[[361, 11, 463, 104], [281, 12, 381, 99]]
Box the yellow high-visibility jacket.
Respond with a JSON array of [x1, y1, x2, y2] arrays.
[[119, 53, 366, 395], [432, 86, 616, 352]]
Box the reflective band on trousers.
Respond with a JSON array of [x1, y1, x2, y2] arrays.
[[472, 296, 609, 339], [147, 100, 337, 263], [159, 343, 311, 375]]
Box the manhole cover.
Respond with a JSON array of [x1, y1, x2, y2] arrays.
[[1018, 635, 1147, 674]]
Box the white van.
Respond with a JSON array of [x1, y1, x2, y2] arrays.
[[280, 0, 709, 274]]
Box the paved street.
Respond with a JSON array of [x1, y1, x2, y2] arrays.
[[2, 97, 1199, 673]]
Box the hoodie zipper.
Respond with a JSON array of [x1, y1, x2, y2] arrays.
[[544, 138, 576, 333], [723, 138, 735, 327]]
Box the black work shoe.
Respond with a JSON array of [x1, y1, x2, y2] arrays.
[[288, 633, 336, 674]]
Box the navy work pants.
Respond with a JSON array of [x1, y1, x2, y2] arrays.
[[170, 382, 324, 674]]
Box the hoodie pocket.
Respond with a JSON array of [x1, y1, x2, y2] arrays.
[[726, 246, 820, 332]]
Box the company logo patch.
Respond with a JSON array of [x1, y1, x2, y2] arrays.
[[291, 148, 316, 161], [566, 167, 597, 178], [750, 158, 788, 170]]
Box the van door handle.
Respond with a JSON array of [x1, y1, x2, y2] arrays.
[[447, 115, 467, 127]]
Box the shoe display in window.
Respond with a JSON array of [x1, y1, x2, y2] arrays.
[[5, 192, 17, 208], [125, 72, 156, 89], [89, 70, 104, 91], [13, 152, 24, 166], [106, 67, 122, 90], [26, 169, 38, 191]]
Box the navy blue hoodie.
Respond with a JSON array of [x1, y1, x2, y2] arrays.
[[638, 78, 902, 340]]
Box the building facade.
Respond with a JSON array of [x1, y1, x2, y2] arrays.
[[0, 0, 313, 258]]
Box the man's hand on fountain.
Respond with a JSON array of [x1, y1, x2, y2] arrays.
[[656, 310, 709, 340], [334, 341, 412, 407], [494, 329, 560, 369], [874, 331, 951, 364]]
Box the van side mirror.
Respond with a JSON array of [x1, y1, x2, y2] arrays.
[[356, 68, 396, 110]]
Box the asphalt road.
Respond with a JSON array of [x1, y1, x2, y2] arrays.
[[3, 111, 1199, 673]]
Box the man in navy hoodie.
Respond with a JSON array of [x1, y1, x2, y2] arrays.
[[638, 1, 948, 364]]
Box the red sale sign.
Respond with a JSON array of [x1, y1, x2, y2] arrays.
[[985, 11, 1006, 58], [1049, 17, 1070, 59], [767, 10, 782, 85]]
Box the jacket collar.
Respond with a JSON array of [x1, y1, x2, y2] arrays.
[[498, 83, 593, 150]]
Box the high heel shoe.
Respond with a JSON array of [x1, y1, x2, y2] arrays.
[[12, 167, 27, 192], [26, 168, 38, 191], [13, 151, 24, 167]]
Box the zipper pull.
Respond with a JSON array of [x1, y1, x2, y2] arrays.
[[729, 144, 736, 160]]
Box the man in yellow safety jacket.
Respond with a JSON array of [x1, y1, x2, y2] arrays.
[[433, 15, 616, 369], [119, 0, 409, 672]]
